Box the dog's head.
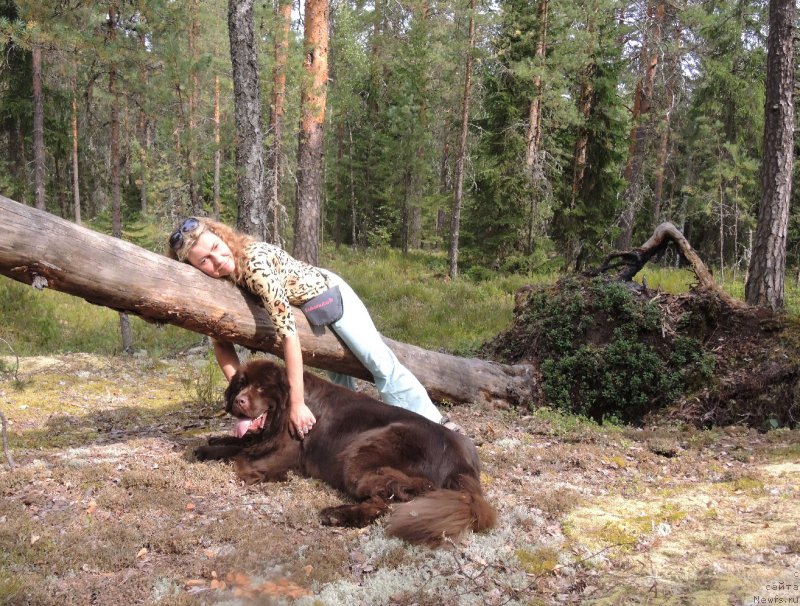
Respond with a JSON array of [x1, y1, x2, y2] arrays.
[[224, 360, 290, 429]]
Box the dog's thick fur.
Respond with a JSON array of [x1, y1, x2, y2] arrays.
[[195, 359, 496, 546]]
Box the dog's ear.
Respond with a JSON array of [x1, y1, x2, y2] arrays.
[[224, 369, 247, 415], [266, 364, 290, 412]]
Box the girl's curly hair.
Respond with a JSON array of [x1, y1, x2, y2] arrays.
[[167, 217, 256, 284]]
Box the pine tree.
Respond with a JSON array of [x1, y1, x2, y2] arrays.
[[229, 0, 268, 240], [745, 0, 795, 309], [294, 0, 329, 264]]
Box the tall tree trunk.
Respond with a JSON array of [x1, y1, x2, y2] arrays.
[[187, 0, 200, 214], [137, 33, 149, 215], [71, 92, 81, 225], [108, 5, 133, 353], [137, 110, 148, 214], [571, 74, 594, 206], [229, 0, 268, 240], [54, 153, 65, 218], [267, 0, 292, 244], [571, 4, 598, 208], [718, 176, 725, 282], [745, 0, 795, 310], [348, 123, 357, 250], [293, 0, 329, 265], [652, 25, 680, 226], [524, 0, 548, 175], [523, 0, 548, 253], [448, 0, 476, 279], [213, 75, 221, 219], [32, 44, 45, 211], [616, 0, 665, 250]]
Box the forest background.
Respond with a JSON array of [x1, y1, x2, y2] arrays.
[[1, 0, 796, 289]]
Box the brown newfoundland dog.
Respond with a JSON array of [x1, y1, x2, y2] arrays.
[[195, 359, 496, 546]]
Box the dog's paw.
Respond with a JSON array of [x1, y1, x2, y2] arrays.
[[319, 506, 347, 527], [193, 446, 217, 461], [206, 435, 233, 446]]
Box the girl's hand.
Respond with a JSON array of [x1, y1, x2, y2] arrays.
[[290, 401, 316, 440]]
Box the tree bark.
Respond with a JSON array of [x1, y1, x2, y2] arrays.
[[108, 4, 133, 354], [267, 0, 292, 244], [447, 0, 476, 280], [213, 75, 221, 219], [293, 0, 329, 265], [616, 0, 665, 250], [745, 0, 795, 310], [652, 25, 680, 226], [32, 44, 45, 211], [71, 93, 81, 225], [0, 195, 535, 408], [137, 32, 149, 215], [187, 0, 201, 214], [571, 73, 593, 206], [229, 0, 269, 241], [524, 0, 548, 176]]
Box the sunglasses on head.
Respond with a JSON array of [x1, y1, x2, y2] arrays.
[[169, 217, 200, 251]]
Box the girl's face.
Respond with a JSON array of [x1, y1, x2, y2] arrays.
[[187, 231, 236, 278]]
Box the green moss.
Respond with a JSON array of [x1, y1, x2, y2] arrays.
[[531, 406, 602, 438], [593, 522, 638, 550], [515, 546, 560, 576], [704, 508, 719, 520], [727, 476, 765, 493], [0, 570, 23, 603], [607, 455, 628, 469]]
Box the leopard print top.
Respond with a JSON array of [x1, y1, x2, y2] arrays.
[[236, 242, 328, 339]]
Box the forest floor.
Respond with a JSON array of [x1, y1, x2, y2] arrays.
[[1, 352, 799, 606]]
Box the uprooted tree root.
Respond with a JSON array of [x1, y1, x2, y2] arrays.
[[481, 223, 800, 429]]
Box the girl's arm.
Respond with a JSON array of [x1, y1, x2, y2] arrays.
[[212, 339, 240, 381], [283, 331, 316, 439]]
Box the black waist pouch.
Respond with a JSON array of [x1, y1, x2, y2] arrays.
[[300, 285, 344, 326]]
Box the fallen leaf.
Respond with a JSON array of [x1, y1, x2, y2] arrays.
[[136, 547, 148, 559], [303, 564, 313, 575], [30, 534, 41, 545], [85, 500, 97, 515]]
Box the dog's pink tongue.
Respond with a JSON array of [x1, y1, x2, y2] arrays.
[[232, 413, 267, 438], [233, 418, 254, 438]]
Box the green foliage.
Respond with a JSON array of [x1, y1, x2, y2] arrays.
[[522, 277, 715, 422], [521, 277, 591, 355], [323, 246, 537, 354], [0, 0, 788, 287], [182, 349, 225, 405], [0, 278, 199, 356], [551, 31, 628, 269]]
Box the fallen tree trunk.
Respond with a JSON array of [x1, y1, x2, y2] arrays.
[[0, 195, 534, 407]]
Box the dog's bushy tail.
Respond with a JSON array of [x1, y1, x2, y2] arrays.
[[385, 475, 496, 547]]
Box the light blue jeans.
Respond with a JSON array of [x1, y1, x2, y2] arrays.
[[319, 271, 443, 423]]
